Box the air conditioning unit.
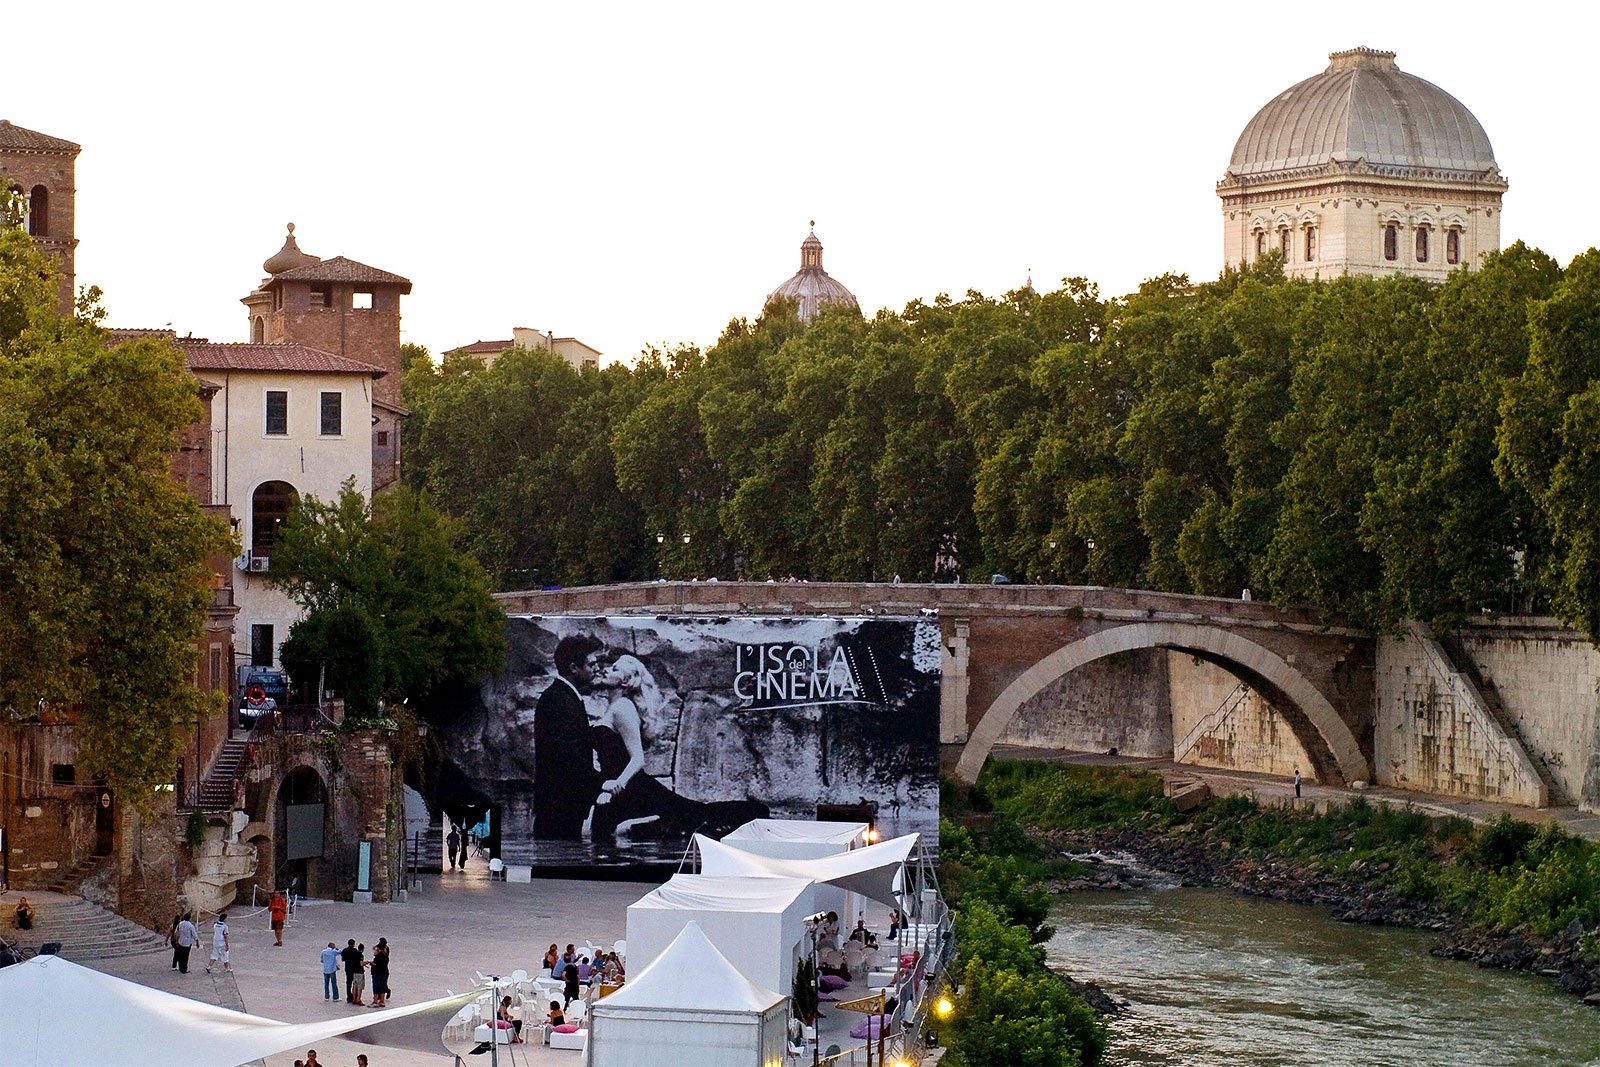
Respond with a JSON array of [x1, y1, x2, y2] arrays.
[[248, 557, 271, 573]]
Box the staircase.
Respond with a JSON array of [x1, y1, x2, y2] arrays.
[[1436, 630, 1565, 805], [1174, 683, 1251, 764], [10, 890, 171, 961], [188, 736, 250, 812], [38, 854, 111, 895]]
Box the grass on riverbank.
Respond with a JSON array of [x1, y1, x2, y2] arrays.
[[974, 759, 1600, 939]]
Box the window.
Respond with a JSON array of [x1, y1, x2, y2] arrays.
[[251, 480, 296, 557], [375, 430, 390, 447], [265, 390, 288, 435], [1278, 229, 1290, 257], [1304, 225, 1316, 261], [319, 391, 342, 436], [1384, 223, 1399, 261], [28, 185, 48, 237], [352, 290, 373, 310], [1254, 231, 1265, 258], [1416, 227, 1430, 263], [251, 316, 265, 343], [1447, 228, 1461, 265], [310, 282, 332, 308], [250, 624, 275, 668], [51, 763, 76, 786]]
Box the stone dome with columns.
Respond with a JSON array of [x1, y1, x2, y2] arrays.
[[1218, 48, 1507, 281], [768, 224, 858, 323]]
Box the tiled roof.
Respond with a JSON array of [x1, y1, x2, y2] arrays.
[[0, 120, 79, 153], [447, 340, 515, 355], [270, 256, 412, 290], [177, 341, 387, 378]]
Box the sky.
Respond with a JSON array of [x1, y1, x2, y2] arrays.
[[8, 1, 1596, 365]]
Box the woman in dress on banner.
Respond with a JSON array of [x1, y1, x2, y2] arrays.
[[587, 654, 766, 840]]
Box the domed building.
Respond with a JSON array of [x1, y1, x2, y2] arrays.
[[1218, 48, 1506, 280], [768, 224, 858, 322]]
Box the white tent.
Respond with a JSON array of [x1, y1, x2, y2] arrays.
[[585, 921, 789, 1067], [721, 820, 869, 919], [627, 874, 814, 996], [0, 954, 475, 1067], [695, 831, 920, 911]]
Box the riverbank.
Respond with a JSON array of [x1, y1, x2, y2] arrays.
[[962, 759, 1600, 1006]]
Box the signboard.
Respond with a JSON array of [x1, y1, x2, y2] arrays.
[[285, 802, 325, 861], [436, 615, 941, 870], [356, 840, 372, 893]]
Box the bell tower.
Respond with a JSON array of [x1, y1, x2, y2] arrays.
[[0, 119, 80, 315]]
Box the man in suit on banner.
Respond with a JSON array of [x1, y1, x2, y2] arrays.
[[533, 635, 604, 838]]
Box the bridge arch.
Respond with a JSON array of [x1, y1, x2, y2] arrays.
[[954, 621, 1370, 786]]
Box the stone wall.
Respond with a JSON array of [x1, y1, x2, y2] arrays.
[[1168, 653, 1316, 781], [997, 650, 1173, 757], [0, 724, 101, 888]]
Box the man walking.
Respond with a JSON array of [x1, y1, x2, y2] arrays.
[[446, 823, 460, 870], [270, 890, 288, 946], [1293, 766, 1302, 799], [321, 942, 341, 1000], [207, 912, 231, 973], [174, 913, 197, 974]]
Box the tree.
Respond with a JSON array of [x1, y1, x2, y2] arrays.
[[269, 481, 504, 720], [0, 228, 234, 803]]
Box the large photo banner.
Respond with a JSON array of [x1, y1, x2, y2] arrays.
[[436, 614, 941, 870]]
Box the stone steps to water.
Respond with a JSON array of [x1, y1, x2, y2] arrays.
[[12, 891, 170, 961]]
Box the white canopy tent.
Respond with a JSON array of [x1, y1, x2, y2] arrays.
[[585, 921, 789, 1067], [721, 819, 870, 919], [626, 874, 814, 996], [0, 954, 475, 1067], [695, 831, 921, 912]]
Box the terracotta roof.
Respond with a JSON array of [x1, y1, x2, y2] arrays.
[[270, 255, 412, 290], [447, 340, 515, 355], [0, 120, 79, 153], [177, 341, 387, 378]]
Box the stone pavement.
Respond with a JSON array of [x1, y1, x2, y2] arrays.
[[991, 745, 1600, 839]]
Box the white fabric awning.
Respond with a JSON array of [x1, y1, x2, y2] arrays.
[[0, 955, 475, 1067], [695, 831, 920, 909], [602, 921, 783, 1013], [722, 819, 869, 848]]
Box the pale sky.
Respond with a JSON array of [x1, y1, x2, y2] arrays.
[[9, 1, 1595, 365]]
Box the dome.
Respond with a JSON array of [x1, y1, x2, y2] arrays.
[[768, 225, 858, 323], [1225, 48, 1501, 182], [263, 222, 321, 275]]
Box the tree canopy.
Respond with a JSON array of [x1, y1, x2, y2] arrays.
[[0, 228, 234, 803], [403, 246, 1600, 641]]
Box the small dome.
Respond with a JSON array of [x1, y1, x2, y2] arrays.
[[263, 223, 321, 275], [768, 225, 857, 323], [1226, 48, 1501, 181]]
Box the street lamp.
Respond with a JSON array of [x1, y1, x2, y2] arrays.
[[656, 533, 665, 545], [1086, 537, 1096, 552], [682, 533, 691, 545]]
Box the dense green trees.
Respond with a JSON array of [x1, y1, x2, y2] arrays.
[[403, 244, 1600, 639], [0, 228, 234, 802], [268, 482, 504, 720]]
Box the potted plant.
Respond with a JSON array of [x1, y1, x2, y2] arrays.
[[792, 957, 820, 1024]]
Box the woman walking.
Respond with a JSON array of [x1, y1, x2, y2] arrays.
[[369, 938, 390, 1007]]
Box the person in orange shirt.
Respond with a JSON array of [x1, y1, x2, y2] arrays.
[[269, 891, 288, 946]]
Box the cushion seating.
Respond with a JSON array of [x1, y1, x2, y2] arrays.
[[849, 1014, 891, 1041]]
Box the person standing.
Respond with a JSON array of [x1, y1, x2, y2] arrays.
[[562, 960, 580, 1009], [175, 913, 197, 974], [446, 824, 460, 871], [340, 939, 361, 1003], [207, 912, 231, 973], [1294, 767, 1302, 799], [532, 635, 604, 839], [318, 941, 339, 1000], [350, 942, 368, 1006], [168, 913, 183, 970], [369, 937, 390, 1008], [269, 891, 288, 946]]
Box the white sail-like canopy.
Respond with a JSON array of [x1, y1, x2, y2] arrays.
[[0, 955, 475, 1067], [723, 818, 869, 853], [696, 831, 920, 909]]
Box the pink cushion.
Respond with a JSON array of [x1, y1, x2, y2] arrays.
[[552, 1023, 580, 1034], [819, 975, 849, 992], [849, 1015, 890, 1040]]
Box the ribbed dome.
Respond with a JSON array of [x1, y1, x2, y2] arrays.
[[1226, 48, 1500, 180], [768, 226, 858, 323], [263, 222, 321, 275]]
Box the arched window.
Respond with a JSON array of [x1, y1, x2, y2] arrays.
[[1278, 228, 1290, 257], [1383, 223, 1399, 261], [251, 481, 298, 558], [27, 185, 48, 237], [1415, 227, 1430, 263], [1303, 225, 1316, 261], [1447, 228, 1462, 265], [251, 316, 265, 343]]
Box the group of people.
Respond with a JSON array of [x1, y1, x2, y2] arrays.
[[292, 1052, 366, 1067], [319, 937, 391, 1007], [443, 823, 477, 870], [531, 636, 767, 843], [541, 940, 624, 1006], [165, 912, 200, 973]]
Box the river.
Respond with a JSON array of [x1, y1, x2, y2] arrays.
[[1046, 886, 1600, 1066]]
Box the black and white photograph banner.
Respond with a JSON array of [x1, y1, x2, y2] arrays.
[[435, 615, 942, 870]]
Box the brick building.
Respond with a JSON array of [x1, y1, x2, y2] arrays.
[[0, 118, 79, 315]]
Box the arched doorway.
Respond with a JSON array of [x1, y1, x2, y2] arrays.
[[251, 480, 297, 561], [955, 622, 1369, 786], [275, 766, 329, 897]]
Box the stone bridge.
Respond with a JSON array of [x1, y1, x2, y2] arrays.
[[495, 583, 1375, 788]]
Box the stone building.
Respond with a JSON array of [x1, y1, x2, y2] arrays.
[[1219, 47, 1506, 280], [768, 224, 858, 322], [0, 118, 79, 314], [446, 325, 604, 372]]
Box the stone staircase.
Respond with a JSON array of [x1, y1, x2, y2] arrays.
[[37, 854, 111, 895], [189, 736, 251, 812], [9, 890, 170, 961], [1437, 632, 1567, 805]]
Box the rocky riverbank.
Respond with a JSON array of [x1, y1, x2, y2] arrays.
[[1038, 825, 1600, 1004]]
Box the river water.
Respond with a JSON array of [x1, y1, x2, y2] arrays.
[[1046, 886, 1600, 1066]]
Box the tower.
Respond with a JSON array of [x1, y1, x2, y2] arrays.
[[0, 119, 80, 315]]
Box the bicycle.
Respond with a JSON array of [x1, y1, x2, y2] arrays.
[[0, 933, 36, 964]]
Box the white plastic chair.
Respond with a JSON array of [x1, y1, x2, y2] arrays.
[[611, 939, 627, 962], [489, 857, 505, 880]]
